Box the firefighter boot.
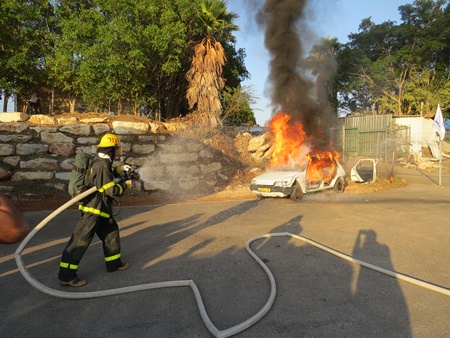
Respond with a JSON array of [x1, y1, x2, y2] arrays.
[[60, 277, 88, 287]]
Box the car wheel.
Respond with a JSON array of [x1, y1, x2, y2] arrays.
[[334, 177, 346, 193], [290, 184, 303, 201]]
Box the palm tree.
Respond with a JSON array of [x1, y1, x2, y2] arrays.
[[186, 0, 238, 128]]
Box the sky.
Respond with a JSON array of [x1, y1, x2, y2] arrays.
[[226, 0, 415, 126]]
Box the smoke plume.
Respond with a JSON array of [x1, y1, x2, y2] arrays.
[[257, 0, 332, 149]]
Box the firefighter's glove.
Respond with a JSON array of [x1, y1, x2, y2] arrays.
[[125, 180, 138, 190]]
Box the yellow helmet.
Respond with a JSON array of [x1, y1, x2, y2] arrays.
[[97, 133, 121, 148]]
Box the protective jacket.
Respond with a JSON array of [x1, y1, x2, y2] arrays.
[[79, 154, 126, 217]]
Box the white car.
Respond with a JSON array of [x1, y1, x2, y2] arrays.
[[250, 155, 347, 201]]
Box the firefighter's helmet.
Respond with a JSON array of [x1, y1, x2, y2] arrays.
[[97, 133, 121, 148]]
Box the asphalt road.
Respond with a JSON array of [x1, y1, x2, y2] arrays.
[[1, 181, 450, 337]]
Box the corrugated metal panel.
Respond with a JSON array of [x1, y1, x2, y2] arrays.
[[342, 115, 392, 130], [330, 115, 410, 161], [345, 128, 359, 156]]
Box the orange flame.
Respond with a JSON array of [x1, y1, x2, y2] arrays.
[[269, 111, 341, 183], [269, 112, 308, 168], [306, 153, 337, 183]]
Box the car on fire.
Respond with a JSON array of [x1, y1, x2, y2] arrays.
[[250, 154, 347, 201]]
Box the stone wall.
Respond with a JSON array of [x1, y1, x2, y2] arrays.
[[0, 113, 245, 199]]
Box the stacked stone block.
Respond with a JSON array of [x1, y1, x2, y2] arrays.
[[0, 114, 239, 198]]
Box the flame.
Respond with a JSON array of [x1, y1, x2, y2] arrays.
[[306, 153, 337, 184], [269, 112, 308, 168], [269, 111, 341, 184]]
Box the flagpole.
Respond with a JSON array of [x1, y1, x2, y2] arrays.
[[439, 139, 442, 186], [433, 104, 444, 186]]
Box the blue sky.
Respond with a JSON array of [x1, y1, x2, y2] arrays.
[[226, 0, 414, 126]]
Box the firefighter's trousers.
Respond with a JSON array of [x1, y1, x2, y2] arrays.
[[58, 212, 124, 282]]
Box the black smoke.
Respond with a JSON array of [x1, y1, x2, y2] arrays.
[[257, 0, 332, 149]]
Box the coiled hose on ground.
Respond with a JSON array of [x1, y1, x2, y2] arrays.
[[15, 188, 450, 337]]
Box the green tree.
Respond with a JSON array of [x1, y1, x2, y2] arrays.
[[337, 18, 399, 114], [186, 0, 239, 128], [0, 0, 55, 112], [221, 85, 256, 126], [221, 41, 250, 89], [397, 0, 450, 116], [334, 0, 450, 117], [140, 0, 196, 120], [1, 0, 248, 119], [48, 1, 99, 112], [48, 0, 192, 116]]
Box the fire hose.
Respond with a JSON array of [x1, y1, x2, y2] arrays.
[[15, 189, 450, 338]]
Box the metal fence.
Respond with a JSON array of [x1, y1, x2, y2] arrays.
[[330, 115, 411, 161]]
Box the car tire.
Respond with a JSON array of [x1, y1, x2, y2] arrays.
[[290, 184, 303, 201], [334, 177, 346, 193]]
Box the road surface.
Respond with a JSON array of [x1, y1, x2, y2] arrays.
[[1, 182, 449, 337]]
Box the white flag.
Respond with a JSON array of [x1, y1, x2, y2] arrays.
[[433, 104, 445, 141]]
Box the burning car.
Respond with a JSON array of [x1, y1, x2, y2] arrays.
[[252, 111, 347, 201], [250, 154, 347, 201]]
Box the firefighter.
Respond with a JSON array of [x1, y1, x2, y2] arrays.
[[58, 133, 131, 287]]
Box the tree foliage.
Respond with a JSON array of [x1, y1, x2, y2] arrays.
[[49, 0, 194, 116], [0, 0, 55, 111], [221, 85, 257, 126], [0, 0, 254, 124], [312, 0, 450, 117]]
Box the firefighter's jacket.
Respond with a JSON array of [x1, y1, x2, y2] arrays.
[[79, 154, 126, 218]]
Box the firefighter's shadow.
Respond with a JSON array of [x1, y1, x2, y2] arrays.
[[112, 200, 262, 277], [252, 220, 411, 336], [350, 229, 411, 335]]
